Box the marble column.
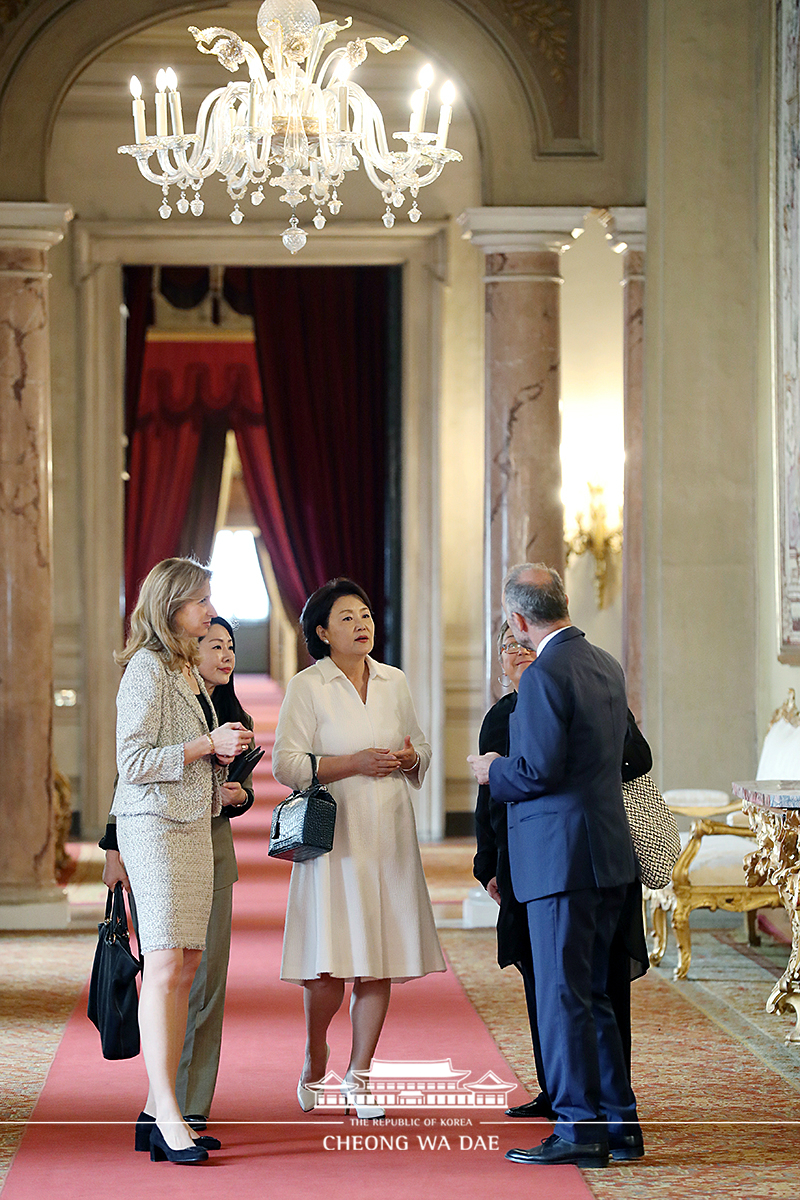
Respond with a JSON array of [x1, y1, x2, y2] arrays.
[[0, 202, 73, 929], [459, 208, 585, 701], [609, 208, 647, 723]]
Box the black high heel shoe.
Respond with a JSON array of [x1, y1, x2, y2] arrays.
[[135, 1110, 155, 1153], [149, 1123, 208, 1164], [135, 1110, 221, 1152]]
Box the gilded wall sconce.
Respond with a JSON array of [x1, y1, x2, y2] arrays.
[[564, 484, 623, 610]]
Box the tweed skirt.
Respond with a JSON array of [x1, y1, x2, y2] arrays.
[[116, 811, 213, 954]]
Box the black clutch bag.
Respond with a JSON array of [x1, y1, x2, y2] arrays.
[[87, 883, 142, 1060], [226, 745, 265, 784], [268, 753, 337, 862]]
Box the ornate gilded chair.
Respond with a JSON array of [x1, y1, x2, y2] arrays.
[[646, 692, 800, 980]]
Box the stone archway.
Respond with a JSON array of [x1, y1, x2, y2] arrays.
[[0, 0, 604, 204]]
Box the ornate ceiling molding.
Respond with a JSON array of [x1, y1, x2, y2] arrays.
[[459, 0, 600, 155]]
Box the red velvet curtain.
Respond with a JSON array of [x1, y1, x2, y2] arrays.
[[122, 267, 154, 448], [123, 266, 394, 651], [124, 338, 265, 624], [246, 266, 390, 636]]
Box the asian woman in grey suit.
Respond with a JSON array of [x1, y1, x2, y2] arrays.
[[110, 559, 251, 1164]]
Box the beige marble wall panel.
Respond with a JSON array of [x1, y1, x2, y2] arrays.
[[622, 248, 645, 721], [0, 245, 56, 891], [755, 4, 800, 729], [485, 249, 565, 675], [645, 0, 763, 790], [440, 218, 485, 819]]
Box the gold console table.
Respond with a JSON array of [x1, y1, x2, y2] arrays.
[[733, 780, 800, 1043]]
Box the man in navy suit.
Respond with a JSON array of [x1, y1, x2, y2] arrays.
[[468, 563, 642, 1168]]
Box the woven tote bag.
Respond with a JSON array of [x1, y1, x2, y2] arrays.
[[621, 773, 681, 889]]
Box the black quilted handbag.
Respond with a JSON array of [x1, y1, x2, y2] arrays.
[[268, 753, 337, 862], [87, 883, 142, 1059]]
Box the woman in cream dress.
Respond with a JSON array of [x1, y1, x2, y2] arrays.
[[272, 578, 445, 1118]]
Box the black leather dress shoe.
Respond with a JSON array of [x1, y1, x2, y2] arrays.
[[184, 1114, 208, 1132], [505, 1133, 609, 1168], [609, 1132, 645, 1162], [505, 1094, 556, 1120]]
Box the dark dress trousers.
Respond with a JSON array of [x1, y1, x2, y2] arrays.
[[475, 696, 651, 1094], [489, 626, 640, 1145], [473, 692, 549, 1097]]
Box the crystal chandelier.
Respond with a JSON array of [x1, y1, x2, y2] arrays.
[[119, 0, 462, 253]]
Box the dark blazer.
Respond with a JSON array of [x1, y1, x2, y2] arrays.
[[488, 626, 636, 904], [473, 692, 531, 968]]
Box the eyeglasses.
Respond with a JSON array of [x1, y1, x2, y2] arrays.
[[501, 641, 534, 656]]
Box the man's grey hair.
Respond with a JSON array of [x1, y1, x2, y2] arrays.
[[503, 562, 569, 626]]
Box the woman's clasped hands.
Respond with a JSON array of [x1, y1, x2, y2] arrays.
[[209, 721, 252, 765], [352, 736, 418, 777], [352, 747, 401, 776]]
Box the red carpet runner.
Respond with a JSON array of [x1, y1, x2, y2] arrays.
[[1, 676, 591, 1200]]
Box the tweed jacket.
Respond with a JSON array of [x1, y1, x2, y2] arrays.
[[111, 648, 224, 822]]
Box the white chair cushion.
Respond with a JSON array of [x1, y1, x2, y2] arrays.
[[680, 832, 751, 886], [756, 718, 800, 780], [663, 788, 731, 808], [726, 809, 750, 828]]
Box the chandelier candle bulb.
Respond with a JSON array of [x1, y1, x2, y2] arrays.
[[437, 81, 455, 148], [129, 76, 147, 143], [413, 63, 434, 133], [155, 69, 168, 137], [409, 89, 423, 134], [165, 68, 184, 136], [336, 63, 350, 133]]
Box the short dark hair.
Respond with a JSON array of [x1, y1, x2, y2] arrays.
[[301, 578, 373, 660], [503, 563, 569, 625]]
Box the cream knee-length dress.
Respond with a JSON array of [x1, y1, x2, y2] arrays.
[[272, 655, 446, 985]]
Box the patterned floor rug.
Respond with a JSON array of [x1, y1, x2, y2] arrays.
[[439, 920, 800, 1200], [3, 827, 800, 1197]]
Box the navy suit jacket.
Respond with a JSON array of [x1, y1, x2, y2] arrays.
[[488, 626, 636, 903]]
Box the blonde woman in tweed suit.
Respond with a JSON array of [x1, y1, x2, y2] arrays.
[[112, 558, 251, 1164]]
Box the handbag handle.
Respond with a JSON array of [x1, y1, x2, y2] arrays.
[[105, 882, 143, 969], [272, 753, 320, 841]]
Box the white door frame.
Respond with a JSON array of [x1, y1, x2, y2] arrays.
[[73, 218, 446, 840]]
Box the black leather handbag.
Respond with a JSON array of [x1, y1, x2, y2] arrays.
[[268, 753, 337, 862], [87, 883, 143, 1059]]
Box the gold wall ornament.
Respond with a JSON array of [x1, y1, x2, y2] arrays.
[[769, 687, 800, 729], [564, 483, 622, 610], [53, 762, 74, 878], [0, 0, 34, 30], [499, 0, 573, 85]]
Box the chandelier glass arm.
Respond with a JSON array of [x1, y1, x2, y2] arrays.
[[305, 19, 352, 84]]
